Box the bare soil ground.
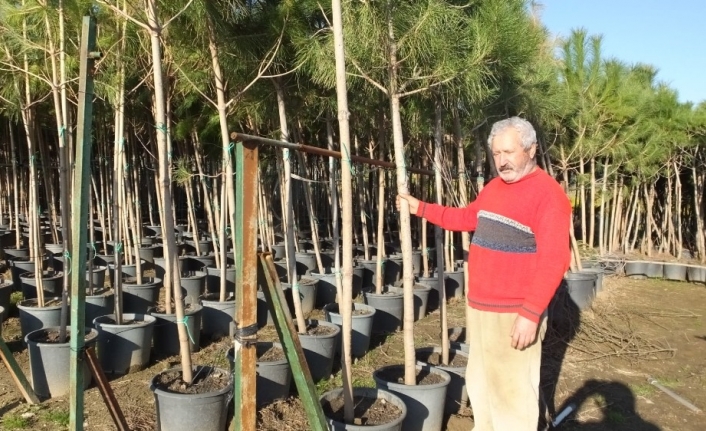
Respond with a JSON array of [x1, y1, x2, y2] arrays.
[[1, 272, 704, 430]]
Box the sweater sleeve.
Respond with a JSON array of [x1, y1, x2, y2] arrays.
[[416, 198, 481, 232], [518, 197, 572, 323]]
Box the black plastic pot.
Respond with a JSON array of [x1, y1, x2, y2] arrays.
[[295, 251, 317, 276], [150, 366, 232, 431], [25, 327, 98, 399], [363, 287, 403, 333], [281, 277, 317, 315], [85, 288, 115, 328], [122, 277, 161, 314], [324, 302, 375, 358], [201, 295, 236, 339], [226, 342, 291, 406], [687, 265, 706, 283], [86, 265, 107, 289], [562, 271, 597, 310], [373, 364, 451, 431], [415, 347, 469, 415], [384, 256, 403, 285], [664, 263, 687, 281], [358, 258, 386, 290], [646, 261, 664, 278], [180, 271, 206, 301], [624, 260, 649, 278], [320, 387, 407, 431], [0, 279, 12, 320], [17, 298, 63, 339], [93, 313, 156, 374], [205, 266, 236, 295], [411, 284, 433, 321], [151, 303, 203, 356], [444, 270, 464, 299], [310, 270, 338, 308], [20, 271, 63, 300], [295, 319, 340, 382]]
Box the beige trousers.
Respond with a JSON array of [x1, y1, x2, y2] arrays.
[[465, 307, 547, 431]]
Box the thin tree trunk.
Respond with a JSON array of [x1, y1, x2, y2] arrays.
[[609, 177, 623, 253], [624, 185, 638, 254], [644, 183, 656, 258], [589, 157, 596, 249], [331, 0, 356, 418], [433, 99, 449, 364], [452, 108, 471, 345], [192, 131, 219, 263], [598, 158, 610, 255], [352, 136, 371, 262], [674, 161, 682, 258], [274, 80, 306, 334], [146, 0, 190, 381], [474, 129, 484, 193], [692, 164, 705, 263], [297, 153, 325, 274], [326, 114, 343, 305], [9, 122, 20, 250], [579, 157, 586, 245], [206, 13, 237, 298], [375, 158, 386, 294], [390, 93, 416, 386]]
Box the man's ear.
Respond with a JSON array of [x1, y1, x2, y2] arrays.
[[529, 143, 537, 159]]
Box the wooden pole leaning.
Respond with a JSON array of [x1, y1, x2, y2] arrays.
[[0, 337, 40, 404], [258, 253, 327, 431]]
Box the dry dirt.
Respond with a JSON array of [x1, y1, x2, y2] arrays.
[[1, 272, 705, 430]]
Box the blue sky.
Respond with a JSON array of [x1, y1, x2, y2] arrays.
[[538, 0, 706, 105]]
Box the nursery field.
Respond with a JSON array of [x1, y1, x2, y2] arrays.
[[0, 270, 705, 431]]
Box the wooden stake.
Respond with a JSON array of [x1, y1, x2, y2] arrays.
[[0, 337, 40, 404], [85, 347, 129, 431]]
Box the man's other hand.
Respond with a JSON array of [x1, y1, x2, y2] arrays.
[[510, 315, 539, 350]]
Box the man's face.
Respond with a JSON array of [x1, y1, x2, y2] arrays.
[[491, 129, 537, 184]]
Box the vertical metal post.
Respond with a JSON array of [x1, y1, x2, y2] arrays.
[[70, 15, 98, 431], [233, 141, 259, 431]]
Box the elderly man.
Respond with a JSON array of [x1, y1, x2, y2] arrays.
[[398, 117, 570, 430]]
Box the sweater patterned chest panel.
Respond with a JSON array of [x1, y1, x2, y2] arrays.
[[472, 210, 537, 254]]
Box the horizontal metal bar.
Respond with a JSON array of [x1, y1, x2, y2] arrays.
[[231, 132, 435, 177]]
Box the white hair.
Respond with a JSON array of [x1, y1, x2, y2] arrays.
[[487, 117, 537, 151]]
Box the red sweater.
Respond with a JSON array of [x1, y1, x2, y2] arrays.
[[418, 168, 571, 323]]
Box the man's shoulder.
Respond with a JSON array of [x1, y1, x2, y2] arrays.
[[526, 168, 561, 189], [533, 170, 571, 211]]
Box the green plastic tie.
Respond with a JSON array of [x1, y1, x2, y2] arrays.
[[63, 251, 72, 276], [342, 145, 356, 175], [179, 316, 196, 345], [59, 126, 66, 137], [115, 242, 124, 253]]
